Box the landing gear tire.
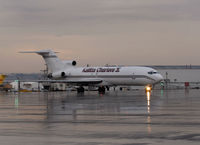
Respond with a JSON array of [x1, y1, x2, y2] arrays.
[[98, 86, 105, 94], [77, 86, 85, 93], [106, 86, 110, 91]]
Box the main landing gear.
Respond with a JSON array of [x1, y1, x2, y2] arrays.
[[76, 86, 109, 94], [77, 86, 85, 93], [98, 86, 106, 94]]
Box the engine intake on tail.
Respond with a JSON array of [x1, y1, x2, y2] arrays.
[[52, 71, 67, 78], [72, 61, 76, 66], [61, 72, 66, 77], [62, 60, 77, 66]]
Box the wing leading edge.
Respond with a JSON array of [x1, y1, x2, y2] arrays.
[[20, 78, 103, 85]]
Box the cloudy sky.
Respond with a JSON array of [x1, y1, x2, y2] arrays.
[[0, 0, 200, 73]]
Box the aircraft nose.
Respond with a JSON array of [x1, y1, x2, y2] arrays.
[[155, 74, 164, 84]]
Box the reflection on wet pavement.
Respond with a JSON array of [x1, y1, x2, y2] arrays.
[[146, 91, 151, 134], [0, 90, 200, 145]]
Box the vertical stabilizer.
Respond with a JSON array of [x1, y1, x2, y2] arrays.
[[20, 50, 64, 73]]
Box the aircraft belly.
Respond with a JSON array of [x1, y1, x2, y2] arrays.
[[67, 71, 154, 86], [103, 77, 152, 86]]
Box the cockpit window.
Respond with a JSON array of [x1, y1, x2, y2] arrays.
[[148, 71, 157, 75]]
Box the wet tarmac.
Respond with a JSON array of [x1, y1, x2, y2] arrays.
[[0, 89, 200, 145]]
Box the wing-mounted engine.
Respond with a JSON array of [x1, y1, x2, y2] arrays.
[[62, 60, 77, 67]]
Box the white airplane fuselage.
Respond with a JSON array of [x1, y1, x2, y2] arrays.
[[53, 66, 163, 86], [20, 50, 163, 88]]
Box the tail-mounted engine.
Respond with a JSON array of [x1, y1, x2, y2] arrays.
[[62, 60, 76, 66], [50, 71, 67, 79], [47, 60, 76, 79], [61, 72, 66, 77]]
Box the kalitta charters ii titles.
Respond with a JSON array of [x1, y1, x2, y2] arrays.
[[82, 67, 121, 73]]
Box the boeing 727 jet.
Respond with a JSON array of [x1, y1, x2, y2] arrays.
[[21, 50, 163, 93]]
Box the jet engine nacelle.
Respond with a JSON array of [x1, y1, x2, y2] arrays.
[[62, 60, 77, 66], [51, 71, 67, 79]]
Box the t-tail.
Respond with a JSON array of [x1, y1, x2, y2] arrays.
[[20, 50, 76, 73]]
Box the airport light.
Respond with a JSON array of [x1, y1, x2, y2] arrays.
[[146, 86, 151, 92]]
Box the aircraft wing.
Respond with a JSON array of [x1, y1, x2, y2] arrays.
[[19, 79, 103, 85]]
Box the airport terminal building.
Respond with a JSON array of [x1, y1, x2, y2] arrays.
[[152, 65, 200, 89]]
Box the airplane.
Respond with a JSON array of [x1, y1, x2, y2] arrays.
[[0, 74, 6, 85], [20, 49, 163, 93]]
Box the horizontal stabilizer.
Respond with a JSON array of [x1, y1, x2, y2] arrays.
[[20, 49, 66, 73], [19, 49, 59, 55]]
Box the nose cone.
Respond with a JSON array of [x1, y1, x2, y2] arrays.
[[154, 74, 164, 84]]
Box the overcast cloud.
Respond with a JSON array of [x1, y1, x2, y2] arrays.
[[0, 0, 200, 73]]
